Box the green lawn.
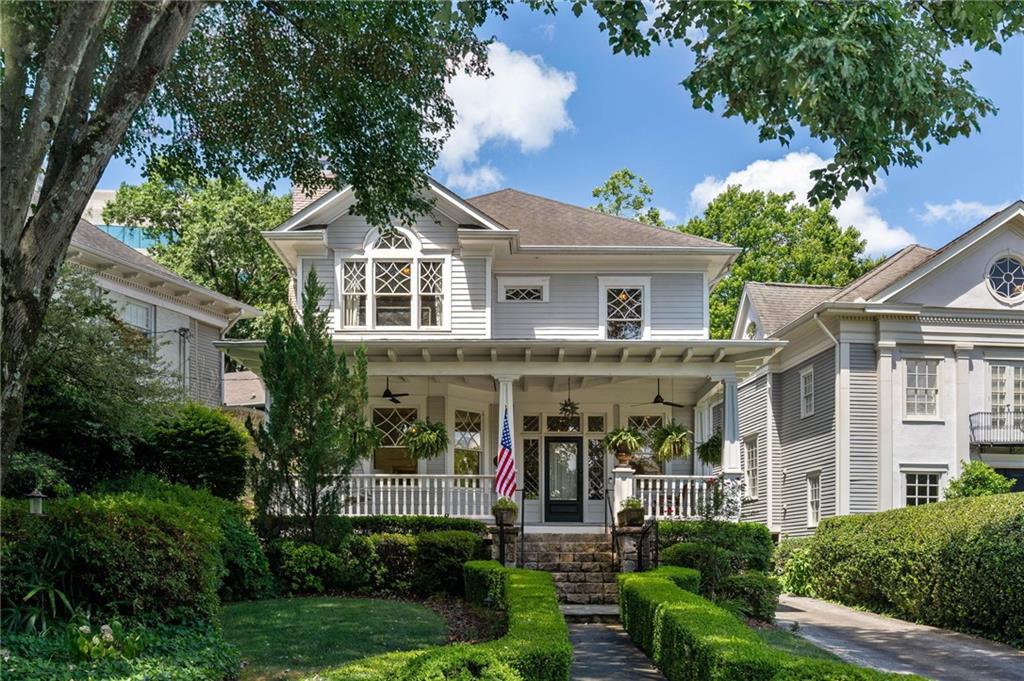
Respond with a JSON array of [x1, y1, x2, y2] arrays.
[[221, 597, 447, 680], [756, 625, 841, 661]]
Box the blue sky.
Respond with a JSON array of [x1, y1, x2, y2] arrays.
[[101, 4, 1023, 255]]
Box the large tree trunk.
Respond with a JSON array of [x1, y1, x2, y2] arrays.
[[1, 1, 205, 457]]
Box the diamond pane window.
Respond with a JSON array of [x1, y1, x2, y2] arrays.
[[375, 261, 412, 326], [454, 410, 482, 451], [588, 439, 605, 500], [374, 229, 411, 250], [504, 287, 543, 301], [372, 407, 417, 447], [606, 287, 643, 339], [905, 360, 938, 417], [523, 438, 540, 499], [988, 256, 1024, 301], [587, 415, 606, 433], [420, 260, 443, 327], [547, 415, 580, 432], [522, 415, 540, 432], [342, 261, 367, 327], [627, 415, 663, 457]]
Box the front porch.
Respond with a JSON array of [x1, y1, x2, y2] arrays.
[[219, 338, 783, 524]]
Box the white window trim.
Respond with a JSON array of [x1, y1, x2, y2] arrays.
[[898, 463, 947, 507], [799, 366, 815, 419], [743, 435, 759, 499], [598, 276, 651, 341], [900, 356, 943, 423], [121, 296, 155, 335], [497, 276, 550, 303], [447, 398, 489, 476], [984, 251, 1024, 305], [334, 226, 452, 332], [806, 471, 821, 528]]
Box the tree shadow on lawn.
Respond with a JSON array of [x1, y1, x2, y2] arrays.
[[222, 596, 447, 680]]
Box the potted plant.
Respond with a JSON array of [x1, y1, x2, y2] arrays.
[[618, 497, 644, 527], [697, 429, 723, 467], [401, 420, 448, 460], [650, 421, 693, 462], [603, 427, 646, 465], [492, 497, 518, 527]]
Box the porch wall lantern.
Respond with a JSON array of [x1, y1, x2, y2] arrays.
[[27, 488, 46, 515]]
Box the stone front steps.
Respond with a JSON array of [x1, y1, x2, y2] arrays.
[[520, 532, 618, 604]]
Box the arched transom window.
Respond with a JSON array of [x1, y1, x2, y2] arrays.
[[338, 227, 449, 329]]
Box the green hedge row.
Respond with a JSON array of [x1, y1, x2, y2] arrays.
[[659, 519, 774, 572], [324, 561, 571, 681], [793, 493, 1024, 645], [2, 624, 240, 680], [618, 569, 925, 681], [349, 515, 490, 536]]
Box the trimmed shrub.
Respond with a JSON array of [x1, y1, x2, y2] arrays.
[[802, 494, 1024, 644], [139, 402, 251, 500], [1, 493, 222, 627], [661, 541, 734, 597], [617, 570, 924, 681], [465, 560, 507, 607], [372, 533, 419, 593], [774, 537, 814, 597], [336, 534, 382, 593], [718, 571, 781, 622], [2, 624, 240, 680], [399, 645, 523, 681], [659, 520, 773, 572], [416, 530, 486, 595], [351, 515, 489, 536], [945, 461, 1014, 498], [269, 540, 344, 594]]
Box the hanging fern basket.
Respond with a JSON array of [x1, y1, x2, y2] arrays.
[[401, 420, 449, 460]]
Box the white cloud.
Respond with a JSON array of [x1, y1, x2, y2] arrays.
[[917, 200, 1005, 224], [689, 151, 915, 254], [536, 23, 556, 42], [656, 206, 679, 223], [445, 165, 505, 194], [441, 42, 575, 193]]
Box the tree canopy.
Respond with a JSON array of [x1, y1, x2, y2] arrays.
[[683, 187, 879, 338], [103, 171, 291, 338], [591, 168, 666, 226]]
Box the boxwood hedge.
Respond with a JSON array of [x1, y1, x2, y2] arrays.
[[658, 519, 774, 572], [617, 569, 925, 681], [798, 493, 1024, 645], [349, 515, 489, 536]]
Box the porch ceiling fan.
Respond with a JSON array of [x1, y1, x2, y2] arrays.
[[382, 377, 408, 404], [634, 379, 687, 409]]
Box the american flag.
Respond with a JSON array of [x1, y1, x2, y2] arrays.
[[495, 406, 517, 498]]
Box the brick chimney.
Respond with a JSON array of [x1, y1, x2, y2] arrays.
[[291, 172, 335, 214]]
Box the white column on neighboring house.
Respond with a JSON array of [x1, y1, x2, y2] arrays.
[[878, 342, 895, 509], [722, 376, 741, 473], [494, 375, 520, 491], [955, 344, 973, 470]]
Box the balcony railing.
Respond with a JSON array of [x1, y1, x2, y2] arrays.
[[635, 475, 719, 519], [340, 474, 496, 518], [969, 410, 1024, 446]]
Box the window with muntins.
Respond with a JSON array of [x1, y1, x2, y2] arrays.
[[988, 255, 1024, 301], [800, 367, 815, 418], [905, 359, 939, 417], [744, 436, 759, 499], [905, 472, 940, 506], [342, 261, 367, 326], [523, 438, 540, 499], [454, 409, 483, 476], [121, 299, 154, 335], [372, 407, 418, 474], [606, 287, 644, 339], [807, 473, 821, 527], [504, 286, 543, 301]]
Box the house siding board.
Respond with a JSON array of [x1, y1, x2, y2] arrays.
[[193, 322, 223, 406], [777, 348, 836, 536], [325, 212, 459, 251], [771, 377, 783, 528], [739, 375, 768, 524], [451, 257, 487, 337], [849, 343, 879, 514], [650, 273, 705, 339], [305, 258, 335, 310]]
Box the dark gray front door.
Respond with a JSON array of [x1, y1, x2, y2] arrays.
[[545, 436, 583, 522]]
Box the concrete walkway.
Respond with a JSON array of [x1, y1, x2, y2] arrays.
[[568, 622, 665, 681], [776, 595, 1024, 681]]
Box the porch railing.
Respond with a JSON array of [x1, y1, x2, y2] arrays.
[[340, 474, 496, 518], [635, 475, 716, 519], [969, 410, 1024, 446]]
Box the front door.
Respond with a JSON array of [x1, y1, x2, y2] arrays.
[[544, 436, 583, 522]]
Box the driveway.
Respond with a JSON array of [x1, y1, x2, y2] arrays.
[[776, 595, 1024, 681]]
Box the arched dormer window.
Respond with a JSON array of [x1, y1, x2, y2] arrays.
[[338, 227, 449, 330]]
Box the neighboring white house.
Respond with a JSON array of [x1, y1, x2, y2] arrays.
[[730, 201, 1024, 536], [68, 219, 260, 406], [217, 179, 784, 525]]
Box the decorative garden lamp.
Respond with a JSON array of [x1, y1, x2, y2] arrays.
[[27, 488, 46, 515]]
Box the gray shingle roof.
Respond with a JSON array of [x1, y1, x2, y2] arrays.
[[223, 370, 265, 407], [830, 244, 936, 303], [467, 189, 731, 249], [745, 283, 840, 336], [71, 220, 201, 290]]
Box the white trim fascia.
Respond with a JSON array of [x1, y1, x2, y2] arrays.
[[274, 187, 354, 232], [485, 257, 493, 338], [427, 178, 509, 232], [731, 290, 752, 340], [91, 271, 240, 329], [517, 244, 741, 255], [597, 275, 652, 341], [874, 203, 1024, 303]]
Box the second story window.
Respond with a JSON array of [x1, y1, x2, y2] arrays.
[[338, 227, 448, 331], [800, 366, 815, 418], [905, 359, 939, 418], [600, 277, 650, 340], [120, 298, 155, 338]]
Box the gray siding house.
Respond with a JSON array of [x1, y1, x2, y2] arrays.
[[219, 179, 784, 525], [731, 201, 1024, 535]]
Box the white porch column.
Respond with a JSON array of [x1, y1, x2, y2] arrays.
[[612, 463, 635, 519], [722, 376, 741, 474], [954, 344, 972, 470], [494, 374, 520, 494]]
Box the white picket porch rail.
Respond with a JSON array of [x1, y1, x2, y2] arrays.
[[634, 475, 716, 519], [341, 474, 496, 518]]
